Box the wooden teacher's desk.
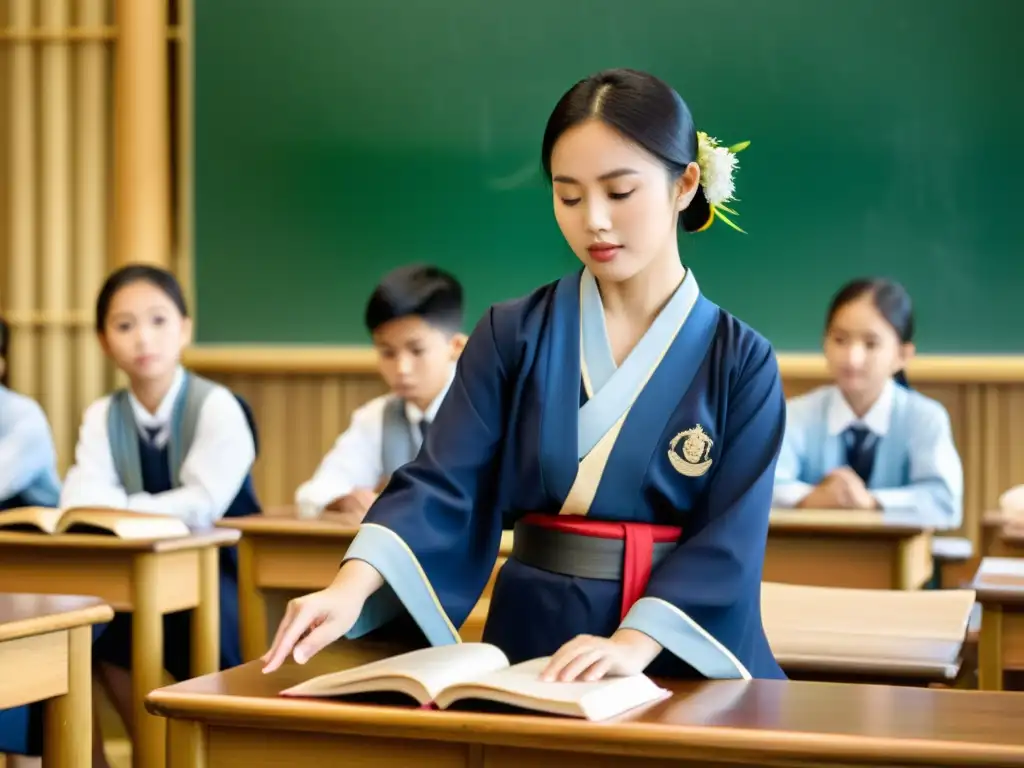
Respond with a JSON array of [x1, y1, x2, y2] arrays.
[[148, 645, 1024, 768], [0, 529, 240, 768], [219, 509, 513, 661], [766, 509, 933, 590], [0, 593, 113, 767]]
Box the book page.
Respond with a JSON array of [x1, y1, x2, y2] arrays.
[[282, 643, 510, 702], [0, 507, 63, 534], [58, 508, 190, 539], [435, 657, 670, 720]]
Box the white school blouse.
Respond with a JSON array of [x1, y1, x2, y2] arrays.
[[773, 380, 964, 528], [294, 370, 454, 518], [0, 385, 60, 504], [60, 366, 256, 529]]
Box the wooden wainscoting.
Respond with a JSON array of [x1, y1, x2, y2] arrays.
[[183, 347, 1024, 550]]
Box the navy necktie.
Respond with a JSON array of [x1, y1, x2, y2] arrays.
[[844, 426, 876, 484], [144, 426, 162, 445], [418, 419, 431, 443]]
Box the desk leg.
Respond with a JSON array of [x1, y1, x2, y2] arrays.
[[979, 604, 1004, 691], [166, 719, 206, 768], [42, 626, 91, 768], [895, 534, 932, 590], [132, 553, 165, 768], [237, 538, 267, 662], [191, 547, 220, 676]]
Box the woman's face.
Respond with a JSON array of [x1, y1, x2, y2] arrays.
[[100, 280, 192, 384], [824, 295, 912, 399], [549, 119, 699, 284]]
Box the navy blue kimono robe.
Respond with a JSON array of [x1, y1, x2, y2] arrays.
[[342, 268, 786, 680]]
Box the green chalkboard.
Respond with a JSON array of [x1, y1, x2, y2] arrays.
[[194, 0, 1023, 351]]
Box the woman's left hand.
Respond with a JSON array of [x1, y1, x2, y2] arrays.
[[540, 629, 662, 683]]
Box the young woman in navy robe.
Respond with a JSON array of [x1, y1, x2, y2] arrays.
[[263, 69, 785, 684], [0, 265, 260, 766]]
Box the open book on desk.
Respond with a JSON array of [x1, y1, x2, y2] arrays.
[[0, 506, 190, 540], [280, 643, 670, 721]]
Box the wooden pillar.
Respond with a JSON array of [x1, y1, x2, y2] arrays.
[[114, 0, 171, 267], [75, 0, 112, 431], [7, 0, 38, 396], [40, 0, 73, 468]]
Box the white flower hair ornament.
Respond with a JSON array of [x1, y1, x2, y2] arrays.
[[694, 131, 750, 234]]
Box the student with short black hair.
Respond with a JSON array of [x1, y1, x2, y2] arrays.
[[295, 264, 467, 521], [0, 316, 61, 512], [773, 278, 963, 527]]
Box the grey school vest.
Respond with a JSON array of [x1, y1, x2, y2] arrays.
[[380, 397, 424, 478], [106, 373, 218, 495]]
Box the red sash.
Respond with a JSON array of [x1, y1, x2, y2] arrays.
[[520, 513, 681, 620]]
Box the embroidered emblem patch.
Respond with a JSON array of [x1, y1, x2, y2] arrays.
[[668, 424, 714, 477]]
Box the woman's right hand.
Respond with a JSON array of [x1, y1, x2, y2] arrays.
[[261, 560, 384, 673]]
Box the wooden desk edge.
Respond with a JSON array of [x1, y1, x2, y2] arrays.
[[216, 519, 359, 538], [145, 687, 1024, 765], [0, 601, 114, 642], [0, 527, 240, 551], [154, 527, 241, 551], [768, 522, 930, 538], [968, 580, 1024, 605]]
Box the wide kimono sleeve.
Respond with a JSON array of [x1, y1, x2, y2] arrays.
[[341, 307, 512, 645], [619, 339, 785, 680]]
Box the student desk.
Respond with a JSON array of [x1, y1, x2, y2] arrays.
[[146, 645, 1024, 768], [981, 510, 1012, 557], [971, 556, 1024, 691], [0, 593, 113, 766], [218, 510, 513, 661], [766, 509, 933, 590], [0, 529, 240, 768]]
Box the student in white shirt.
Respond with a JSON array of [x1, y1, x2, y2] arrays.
[[773, 278, 963, 529], [0, 320, 63, 768], [0, 317, 60, 511], [63, 265, 259, 768], [295, 264, 466, 521]]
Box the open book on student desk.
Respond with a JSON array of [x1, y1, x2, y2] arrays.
[[0, 506, 190, 540], [281, 643, 670, 721]]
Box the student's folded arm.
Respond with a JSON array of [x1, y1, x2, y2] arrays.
[[871, 407, 963, 528], [1000, 484, 1024, 513], [619, 341, 785, 680], [294, 400, 385, 513], [341, 306, 514, 645], [0, 399, 56, 502], [60, 400, 130, 509], [124, 389, 256, 528]]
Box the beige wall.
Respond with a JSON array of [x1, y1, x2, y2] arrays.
[[183, 348, 1024, 549]]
